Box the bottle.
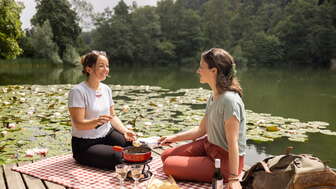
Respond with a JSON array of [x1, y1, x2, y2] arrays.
[[212, 159, 223, 189]]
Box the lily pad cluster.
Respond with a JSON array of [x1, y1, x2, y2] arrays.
[[246, 111, 334, 142], [0, 84, 334, 164]]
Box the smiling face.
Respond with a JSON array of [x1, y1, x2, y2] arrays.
[[86, 55, 109, 81], [197, 57, 217, 84]]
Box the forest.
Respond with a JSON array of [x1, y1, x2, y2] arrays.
[[1, 0, 336, 68]]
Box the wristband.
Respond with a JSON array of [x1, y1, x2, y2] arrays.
[[230, 173, 239, 177], [228, 177, 239, 182]]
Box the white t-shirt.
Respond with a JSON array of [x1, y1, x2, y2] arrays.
[[68, 81, 114, 139]]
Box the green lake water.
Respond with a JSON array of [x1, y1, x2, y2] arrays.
[[0, 59, 335, 167]]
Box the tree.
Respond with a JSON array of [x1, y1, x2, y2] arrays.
[[114, 0, 129, 18], [173, 2, 204, 64], [70, 0, 94, 31], [275, 0, 336, 66], [32, 0, 81, 57], [157, 0, 203, 65], [179, 0, 208, 11], [156, 0, 177, 41], [130, 6, 161, 65], [63, 44, 80, 66], [19, 29, 35, 57], [85, 0, 335, 67], [231, 1, 285, 66], [201, 0, 233, 49], [0, 0, 24, 59], [243, 32, 284, 65], [92, 1, 134, 64], [29, 20, 62, 64]]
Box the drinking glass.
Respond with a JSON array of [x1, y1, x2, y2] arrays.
[[131, 164, 143, 188], [115, 164, 128, 189]]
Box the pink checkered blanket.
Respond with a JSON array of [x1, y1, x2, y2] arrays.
[[12, 154, 210, 189]]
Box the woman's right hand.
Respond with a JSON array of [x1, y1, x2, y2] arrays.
[[96, 115, 113, 125], [159, 136, 175, 146]]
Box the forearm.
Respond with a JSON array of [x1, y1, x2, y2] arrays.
[[110, 116, 128, 134], [171, 126, 204, 142], [73, 119, 98, 130], [228, 142, 240, 178], [224, 116, 241, 179]]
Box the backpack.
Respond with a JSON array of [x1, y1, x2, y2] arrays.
[[241, 147, 336, 189]]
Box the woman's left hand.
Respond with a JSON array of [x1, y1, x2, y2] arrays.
[[124, 130, 137, 141], [225, 180, 241, 189]]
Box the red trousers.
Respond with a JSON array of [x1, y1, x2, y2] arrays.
[[161, 137, 244, 183]]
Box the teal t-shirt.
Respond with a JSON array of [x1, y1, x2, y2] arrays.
[[205, 91, 246, 155]]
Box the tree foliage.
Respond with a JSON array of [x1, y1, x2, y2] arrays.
[[274, 0, 336, 66], [29, 20, 62, 64], [15, 0, 336, 68], [92, 0, 134, 64], [90, 0, 204, 65], [0, 0, 24, 59], [32, 0, 81, 57], [70, 0, 95, 31], [130, 6, 161, 65], [63, 44, 80, 66], [87, 0, 334, 67]]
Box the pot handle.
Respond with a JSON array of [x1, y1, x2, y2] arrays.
[[143, 164, 150, 173], [112, 146, 124, 152]]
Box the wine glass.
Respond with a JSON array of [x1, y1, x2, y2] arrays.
[[131, 164, 143, 188], [115, 164, 128, 189]]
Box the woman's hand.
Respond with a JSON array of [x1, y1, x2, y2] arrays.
[[96, 115, 113, 125], [124, 130, 137, 141], [226, 180, 241, 189], [158, 136, 174, 145]]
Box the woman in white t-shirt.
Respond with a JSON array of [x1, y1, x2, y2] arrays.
[[68, 51, 136, 170]]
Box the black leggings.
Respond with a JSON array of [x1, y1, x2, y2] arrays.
[[72, 128, 132, 170]]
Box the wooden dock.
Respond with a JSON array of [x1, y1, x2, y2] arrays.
[[0, 144, 173, 189], [1, 160, 67, 189]]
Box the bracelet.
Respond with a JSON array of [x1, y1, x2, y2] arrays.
[[227, 177, 239, 182], [229, 173, 239, 177]]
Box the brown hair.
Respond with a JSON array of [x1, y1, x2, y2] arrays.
[[80, 50, 107, 76], [201, 48, 243, 97]]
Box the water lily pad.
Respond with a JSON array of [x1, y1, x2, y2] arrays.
[[247, 135, 274, 142], [266, 125, 280, 132], [319, 130, 336, 135]]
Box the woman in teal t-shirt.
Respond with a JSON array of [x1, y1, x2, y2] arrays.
[[159, 48, 246, 189]]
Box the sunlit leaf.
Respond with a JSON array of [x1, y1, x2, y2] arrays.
[[266, 125, 280, 132]]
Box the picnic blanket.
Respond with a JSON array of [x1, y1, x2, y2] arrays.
[[12, 154, 211, 189]]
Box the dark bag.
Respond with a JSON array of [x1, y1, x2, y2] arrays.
[[241, 148, 336, 189]]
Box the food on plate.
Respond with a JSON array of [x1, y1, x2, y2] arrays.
[[147, 175, 180, 189]]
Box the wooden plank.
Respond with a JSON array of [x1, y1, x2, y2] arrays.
[[29, 159, 65, 189], [3, 163, 26, 189], [0, 165, 6, 189], [42, 180, 65, 189], [18, 162, 45, 189]]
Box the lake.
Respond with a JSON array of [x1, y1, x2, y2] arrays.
[[0, 59, 335, 167]]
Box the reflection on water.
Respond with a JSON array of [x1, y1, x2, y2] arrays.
[[0, 59, 335, 167], [0, 59, 84, 85]]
